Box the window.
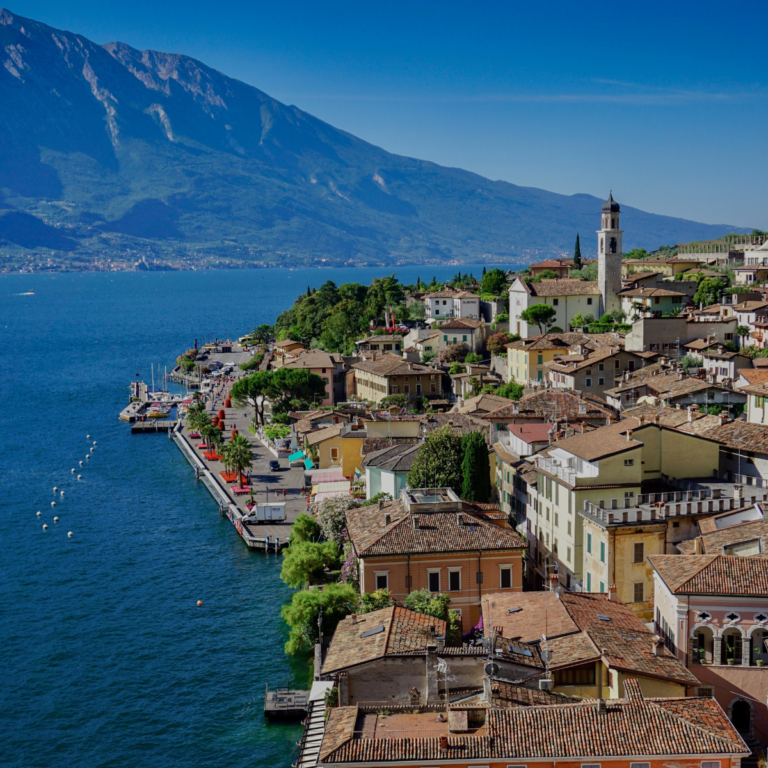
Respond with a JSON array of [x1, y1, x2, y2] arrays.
[[630, 763, 651, 768], [462, 335, 467, 342], [615, 358, 621, 367], [566, 546, 571, 562], [329, 447, 339, 460], [598, 363, 604, 371], [554, 663, 596, 686], [599, 581, 605, 593], [500, 567, 512, 589], [537, 354, 543, 364], [443, 335, 448, 341], [428, 570, 440, 593], [633, 542, 644, 564], [448, 569, 461, 592], [375, 572, 389, 590], [634, 582, 644, 603], [701, 762, 720, 768], [582, 764, 601, 768], [537, 369, 543, 380], [567, 521, 572, 535], [624, 459, 634, 466], [600, 542, 606, 563], [587, 533, 592, 554], [587, 297, 593, 305], [553, 298, 559, 306], [598, 378, 604, 386], [585, 377, 592, 387], [392, 385, 398, 394], [586, 572, 592, 591]]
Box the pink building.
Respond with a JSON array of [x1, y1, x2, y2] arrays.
[[283, 349, 346, 407], [650, 554, 768, 749]]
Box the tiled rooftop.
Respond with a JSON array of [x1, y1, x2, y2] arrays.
[[677, 517, 768, 554], [649, 554, 768, 596]]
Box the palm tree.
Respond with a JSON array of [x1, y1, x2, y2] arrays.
[[225, 434, 253, 489], [187, 410, 211, 434], [201, 423, 221, 453]]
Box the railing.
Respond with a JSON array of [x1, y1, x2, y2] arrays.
[[535, 456, 576, 485], [350, 729, 475, 740]]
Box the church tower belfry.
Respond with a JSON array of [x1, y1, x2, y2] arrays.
[[597, 191, 622, 315]]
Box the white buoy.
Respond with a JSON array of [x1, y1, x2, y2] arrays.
[[79, 461, 83, 466], [53, 516, 59, 523], [77, 474, 82, 480], [51, 501, 56, 507], [67, 531, 73, 538], [87, 434, 90, 439], [71, 468, 75, 473], [53, 486, 58, 493], [60, 491, 65, 496], [93, 441, 97, 445], [42, 524, 48, 530], [36, 511, 41, 517], [85, 455, 89, 460], [90, 447, 94, 452]]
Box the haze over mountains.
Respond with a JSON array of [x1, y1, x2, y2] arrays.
[[0, 9, 746, 270]]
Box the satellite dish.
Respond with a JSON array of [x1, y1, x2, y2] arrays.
[[484, 662, 500, 677], [541, 649, 552, 663]]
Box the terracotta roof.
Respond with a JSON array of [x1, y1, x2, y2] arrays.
[[482, 591, 698, 686], [619, 287, 688, 298], [360, 443, 421, 472], [524, 279, 602, 297], [506, 332, 617, 352], [352, 353, 434, 377], [420, 412, 493, 441], [283, 349, 343, 369], [552, 418, 643, 461], [733, 301, 768, 311], [361, 436, 419, 454], [738, 369, 768, 386], [274, 338, 303, 348], [684, 338, 716, 350], [650, 554, 768, 595], [507, 423, 553, 443], [425, 288, 479, 299], [356, 334, 403, 344], [319, 682, 746, 763], [305, 423, 345, 446], [438, 317, 485, 330], [483, 389, 613, 422], [454, 392, 511, 415], [547, 345, 631, 374], [322, 605, 446, 674], [530, 259, 568, 269], [678, 518, 768, 555], [490, 680, 580, 707], [345, 499, 525, 557], [698, 420, 768, 455]]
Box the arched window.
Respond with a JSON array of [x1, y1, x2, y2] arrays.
[[600, 238, 604, 254], [609, 237, 617, 254]]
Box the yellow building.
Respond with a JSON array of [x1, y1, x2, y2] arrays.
[[621, 256, 703, 278], [271, 339, 306, 368], [531, 417, 721, 618]]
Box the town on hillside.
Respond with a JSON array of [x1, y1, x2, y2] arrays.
[[154, 194, 768, 768]]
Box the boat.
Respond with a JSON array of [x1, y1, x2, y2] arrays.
[[19, 289, 35, 296], [146, 403, 172, 419]]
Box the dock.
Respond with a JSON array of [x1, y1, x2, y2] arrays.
[[263, 685, 309, 720], [131, 420, 177, 434], [119, 400, 147, 422]]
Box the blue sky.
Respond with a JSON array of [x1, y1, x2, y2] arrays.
[[9, 0, 768, 228]]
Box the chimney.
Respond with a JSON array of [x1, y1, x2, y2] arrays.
[[719, 412, 729, 426], [409, 687, 420, 705], [378, 499, 383, 511], [734, 485, 743, 502], [437, 636, 445, 653], [608, 584, 617, 601], [483, 675, 492, 703], [440, 735, 448, 751], [413, 515, 420, 529], [638, 415, 645, 425], [350, 614, 357, 625], [687, 406, 694, 423], [549, 574, 560, 597], [626, 429, 633, 442], [597, 698, 607, 715], [652, 636, 665, 656], [694, 536, 704, 555], [384, 512, 391, 526], [456, 513, 464, 526]]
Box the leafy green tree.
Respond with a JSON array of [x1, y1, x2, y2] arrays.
[[497, 381, 524, 400], [253, 324, 273, 343], [531, 269, 559, 282], [380, 393, 410, 409], [737, 325, 751, 346], [231, 370, 272, 426], [464, 353, 483, 363], [280, 541, 339, 588], [570, 312, 585, 329], [406, 425, 462, 492], [694, 277, 726, 308], [290, 513, 321, 544], [267, 368, 327, 415], [367, 492, 393, 505], [409, 301, 426, 322], [402, 589, 462, 645], [317, 496, 356, 547], [520, 303, 557, 334], [448, 362, 466, 375], [461, 431, 491, 502], [360, 589, 394, 614], [201, 423, 222, 452], [680, 354, 703, 372], [282, 581, 359, 655], [221, 433, 253, 488], [480, 268, 507, 296], [573, 234, 582, 268]]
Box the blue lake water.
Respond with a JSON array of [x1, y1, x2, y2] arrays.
[[0, 264, 483, 768]]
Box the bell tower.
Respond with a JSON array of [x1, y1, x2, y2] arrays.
[[597, 191, 622, 315]]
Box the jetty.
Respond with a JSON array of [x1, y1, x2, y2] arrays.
[[263, 685, 310, 720], [131, 420, 177, 434]]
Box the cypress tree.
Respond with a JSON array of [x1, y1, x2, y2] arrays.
[[482, 265, 487, 276], [574, 234, 582, 268], [460, 431, 491, 502]]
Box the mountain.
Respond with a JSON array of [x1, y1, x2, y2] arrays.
[[0, 9, 746, 270]]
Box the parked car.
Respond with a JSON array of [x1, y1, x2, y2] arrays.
[[269, 460, 280, 472]]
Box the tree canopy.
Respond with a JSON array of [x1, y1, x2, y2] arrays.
[[573, 233, 582, 268], [480, 268, 507, 296], [280, 541, 339, 588], [460, 431, 491, 502], [520, 303, 557, 333], [406, 425, 463, 493]]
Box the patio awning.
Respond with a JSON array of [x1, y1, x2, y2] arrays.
[[310, 468, 344, 484], [289, 450, 306, 462], [303, 458, 315, 470]]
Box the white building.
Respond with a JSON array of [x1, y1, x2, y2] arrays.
[[509, 278, 602, 336], [424, 288, 480, 320]]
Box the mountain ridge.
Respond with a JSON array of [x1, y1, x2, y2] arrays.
[[0, 8, 747, 270]]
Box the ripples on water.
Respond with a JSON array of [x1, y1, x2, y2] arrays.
[[0, 265, 474, 767]]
